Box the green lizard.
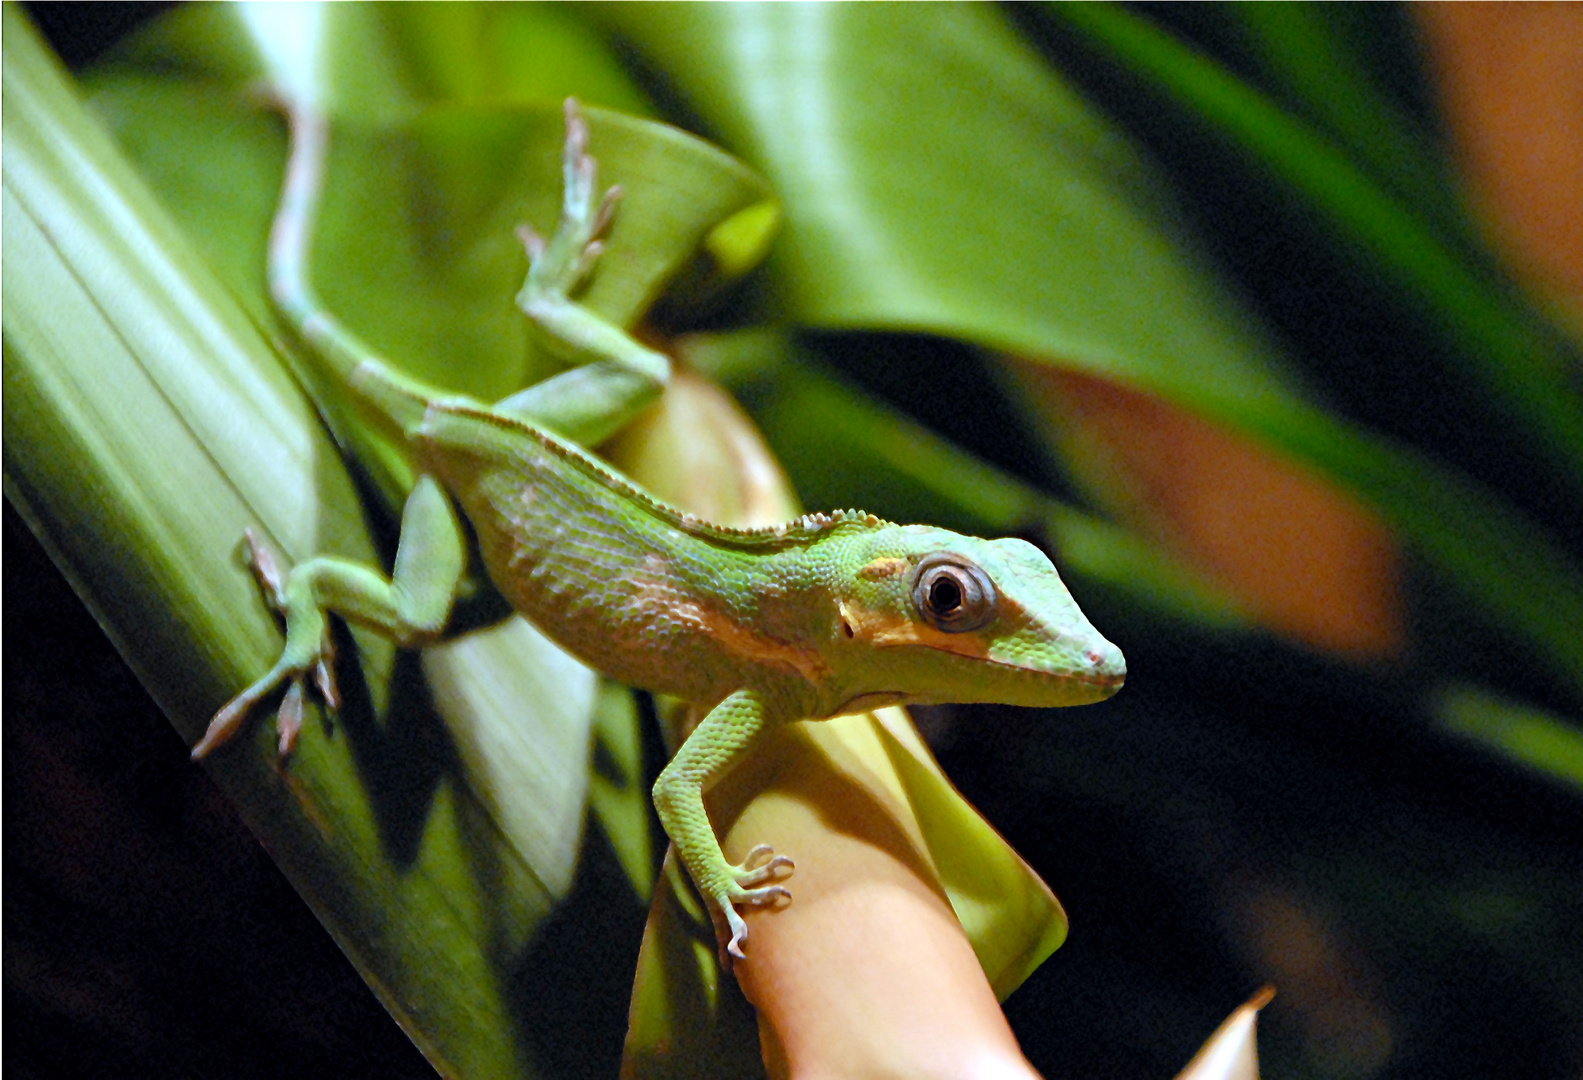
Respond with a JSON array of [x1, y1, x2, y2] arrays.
[[193, 99, 1126, 960]]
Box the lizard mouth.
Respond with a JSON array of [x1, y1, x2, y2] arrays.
[[1069, 669, 1126, 688], [830, 655, 1124, 717], [829, 691, 913, 716], [963, 650, 1126, 687]]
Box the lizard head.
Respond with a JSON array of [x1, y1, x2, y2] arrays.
[[826, 525, 1125, 712]]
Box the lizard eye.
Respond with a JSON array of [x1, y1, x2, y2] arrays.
[[912, 554, 996, 633]]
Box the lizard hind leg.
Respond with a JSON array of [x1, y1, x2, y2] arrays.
[[192, 476, 466, 760], [191, 529, 335, 759]]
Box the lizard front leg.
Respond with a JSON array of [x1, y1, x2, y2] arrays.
[[192, 474, 466, 758], [497, 99, 671, 447], [652, 688, 796, 961]]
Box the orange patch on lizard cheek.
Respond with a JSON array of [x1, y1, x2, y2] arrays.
[[838, 601, 990, 660]]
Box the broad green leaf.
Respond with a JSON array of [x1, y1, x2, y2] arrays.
[[4, 10, 535, 1075], [5, 6, 774, 1075], [87, 5, 777, 507], [591, 3, 1299, 411], [590, 2, 1583, 703]]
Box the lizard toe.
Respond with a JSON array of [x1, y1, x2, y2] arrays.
[[731, 883, 791, 908], [734, 853, 795, 888], [191, 693, 252, 759], [313, 630, 339, 708], [723, 904, 750, 962], [276, 678, 306, 756], [243, 528, 290, 611]]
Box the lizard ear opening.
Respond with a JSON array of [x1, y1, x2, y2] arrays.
[[911, 554, 996, 633]]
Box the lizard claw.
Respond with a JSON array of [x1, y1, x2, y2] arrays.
[[514, 224, 545, 262], [191, 686, 257, 759], [313, 629, 339, 708], [276, 678, 306, 756], [717, 882, 793, 963], [733, 843, 795, 887], [707, 844, 797, 963], [193, 658, 320, 761], [722, 904, 751, 961], [734, 883, 792, 906], [244, 527, 289, 610], [713, 843, 795, 961]]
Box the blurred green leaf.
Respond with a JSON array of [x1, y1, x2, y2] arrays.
[[108, 2, 656, 122], [594, 2, 1583, 703], [1045, 1, 1583, 490], [1201, 4, 1474, 248], [1433, 684, 1583, 792]]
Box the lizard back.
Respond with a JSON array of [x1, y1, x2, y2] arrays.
[[413, 400, 883, 707]]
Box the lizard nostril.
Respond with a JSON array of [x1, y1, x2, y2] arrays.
[[1086, 650, 1102, 665]]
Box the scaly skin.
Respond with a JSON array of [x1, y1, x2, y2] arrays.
[[194, 99, 1126, 961]]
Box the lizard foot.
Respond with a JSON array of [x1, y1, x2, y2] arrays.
[[191, 532, 334, 760], [718, 844, 795, 961], [191, 660, 316, 759], [516, 99, 622, 306], [245, 529, 338, 707]]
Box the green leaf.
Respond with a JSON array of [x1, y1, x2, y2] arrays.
[[4, 9, 538, 1075], [1045, 1, 1583, 489], [1221, 4, 1471, 245], [1432, 684, 1583, 792], [591, 2, 1583, 702], [5, 6, 775, 1075], [86, 6, 776, 508], [593, 3, 1299, 407]]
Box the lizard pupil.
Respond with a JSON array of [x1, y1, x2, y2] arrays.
[[930, 577, 963, 614]]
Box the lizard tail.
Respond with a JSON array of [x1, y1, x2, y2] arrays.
[[267, 97, 430, 434]]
